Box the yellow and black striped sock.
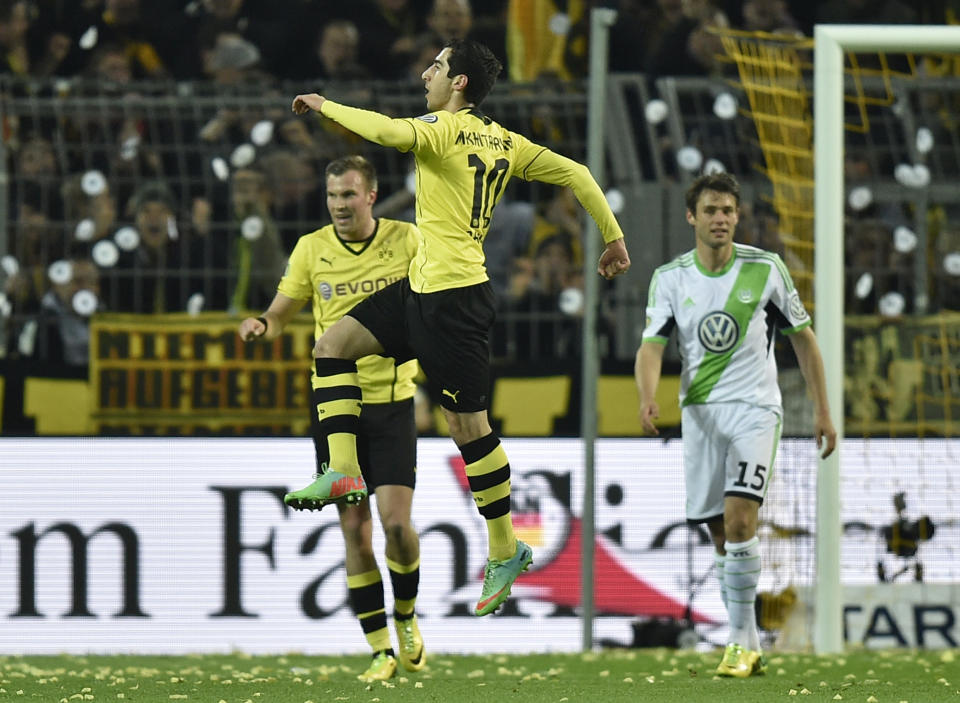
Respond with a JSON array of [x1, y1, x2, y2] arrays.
[[312, 358, 362, 478], [461, 433, 516, 561], [347, 569, 393, 654], [387, 556, 420, 618]]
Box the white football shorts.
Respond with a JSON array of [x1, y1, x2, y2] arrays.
[[681, 401, 782, 522]]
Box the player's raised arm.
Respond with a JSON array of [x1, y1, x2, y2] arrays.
[[293, 94, 416, 151], [238, 292, 305, 342]]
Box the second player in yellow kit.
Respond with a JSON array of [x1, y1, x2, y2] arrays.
[[239, 156, 425, 682]]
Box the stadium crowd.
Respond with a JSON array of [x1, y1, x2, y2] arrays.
[[1, 0, 957, 368]]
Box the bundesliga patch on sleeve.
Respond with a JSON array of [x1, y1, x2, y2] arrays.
[[415, 114, 439, 123]]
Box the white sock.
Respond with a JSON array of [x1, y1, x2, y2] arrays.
[[724, 536, 761, 651], [715, 552, 728, 612]]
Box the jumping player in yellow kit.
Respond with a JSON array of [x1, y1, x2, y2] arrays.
[[285, 38, 631, 617]]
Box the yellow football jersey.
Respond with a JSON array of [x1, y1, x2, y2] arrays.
[[277, 219, 420, 403], [402, 107, 622, 292], [320, 101, 625, 294]]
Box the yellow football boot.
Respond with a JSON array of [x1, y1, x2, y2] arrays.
[[395, 615, 426, 672], [716, 643, 767, 677], [357, 650, 397, 682]]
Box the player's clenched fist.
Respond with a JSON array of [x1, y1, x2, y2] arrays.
[[598, 238, 631, 280], [292, 93, 326, 115], [238, 317, 266, 342]]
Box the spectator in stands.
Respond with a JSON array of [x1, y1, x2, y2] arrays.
[[0, 0, 71, 77], [497, 232, 585, 360], [608, 0, 663, 74], [526, 186, 584, 268], [423, 0, 509, 69], [13, 133, 61, 198], [351, 0, 424, 79], [276, 115, 348, 175], [4, 185, 64, 325], [258, 148, 327, 251], [646, 0, 730, 83], [402, 31, 444, 83], [462, 0, 506, 68], [739, 0, 802, 35], [10, 135, 64, 264], [200, 32, 269, 84], [735, 200, 787, 258], [32, 257, 101, 366], [85, 41, 133, 85], [426, 0, 472, 41], [82, 0, 170, 79], [0, 0, 32, 75], [225, 165, 285, 312], [61, 172, 118, 245], [310, 19, 369, 80], [185, 0, 296, 80], [100, 182, 194, 313]]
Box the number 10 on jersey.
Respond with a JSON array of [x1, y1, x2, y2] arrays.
[[468, 153, 509, 234]]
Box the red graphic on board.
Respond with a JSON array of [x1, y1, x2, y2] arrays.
[[448, 455, 712, 621]]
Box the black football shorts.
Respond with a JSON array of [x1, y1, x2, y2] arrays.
[[348, 278, 496, 412]]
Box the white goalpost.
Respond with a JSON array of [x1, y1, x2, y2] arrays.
[[813, 23, 960, 654]]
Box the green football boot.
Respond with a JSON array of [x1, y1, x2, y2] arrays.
[[283, 463, 367, 511], [474, 539, 533, 616]]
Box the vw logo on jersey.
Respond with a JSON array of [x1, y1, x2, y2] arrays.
[[698, 311, 740, 353], [318, 281, 333, 300], [788, 290, 809, 322]]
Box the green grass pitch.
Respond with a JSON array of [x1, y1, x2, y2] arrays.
[[1, 648, 957, 702]]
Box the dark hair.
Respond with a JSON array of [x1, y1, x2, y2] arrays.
[[685, 172, 741, 213], [445, 38, 501, 106], [325, 155, 377, 191], [130, 181, 177, 213]]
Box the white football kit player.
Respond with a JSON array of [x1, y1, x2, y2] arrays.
[[642, 244, 811, 521]]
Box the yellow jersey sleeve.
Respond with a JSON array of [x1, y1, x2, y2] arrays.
[[517, 143, 625, 244], [277, 234, 317, 302], [320, 101, 416, 151]]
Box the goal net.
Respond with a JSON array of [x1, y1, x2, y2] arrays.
[[716, 25, 960, 652]]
